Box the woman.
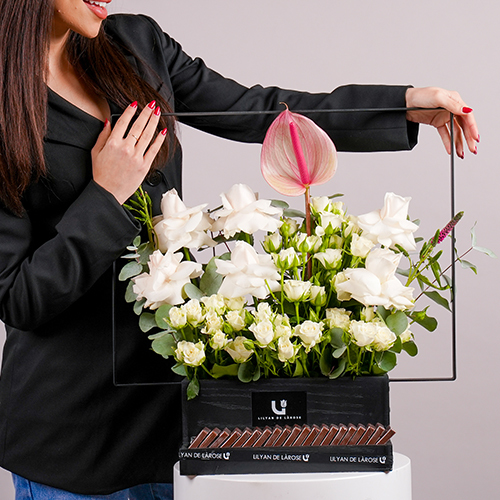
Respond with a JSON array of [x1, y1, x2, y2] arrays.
[[0, 0, 479, 499]]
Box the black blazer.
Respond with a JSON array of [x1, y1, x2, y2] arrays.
[[0, 14, 418, 495]]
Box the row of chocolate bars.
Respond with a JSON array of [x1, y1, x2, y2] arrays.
[[188, 423, 395, 449]]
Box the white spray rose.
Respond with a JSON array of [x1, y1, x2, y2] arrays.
[[210, 331, 229, 350], [310, 285, 327, 307], [294, 321, 323, 350], [372, 324, 397, 351], [333, 271, 351, 301], [350, 233, 375, 258], [249, 319, 275, 346], [335, 248, 414, 310], [278, 336, 298, 362], [201, 294, 226, 314], [349, 320, 378, 347], [175, 341, 205, 367], [357, 192, 418, 251], [311, 196, 331, 213], [274, 247, 300, 271], [132, 250, 202, 308], [283, 280, 312, 302], [211, 184, 282, 237], [224, 296, 246, 311], [361, 306, 376, 322], [184, 299, 204, 326], [153, 189, 216, 253], [293, 233, 322, 253], [325, 308, 351, 331], [314, 248, 343, 270], [316, 212, 344, 235], [169, 307, 187, 328], [263, 232, 282, 253], [274, 314, 292, 338], [216, 242, 280, 299], [254, 302, 274, 321], [400, 326, 413, 343], [225, 336, 254, 363], [226, 310, 246, 331], [201, 310, 224, 334]]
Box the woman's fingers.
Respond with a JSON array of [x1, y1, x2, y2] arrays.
[[144, 128, 168, 165], [93, 119, 112, 154], [133, 105, 162, 155], [111, 101, 139, 138]]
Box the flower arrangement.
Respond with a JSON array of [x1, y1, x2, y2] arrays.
[[120, 109, 493, 399]]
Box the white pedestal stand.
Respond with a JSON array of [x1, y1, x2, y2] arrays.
[[174, 452, 411, 500]]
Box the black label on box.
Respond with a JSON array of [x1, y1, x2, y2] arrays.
[[251, 391, 307, 426]]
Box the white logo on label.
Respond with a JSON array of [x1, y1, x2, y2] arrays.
[[303, 454, 310, 462], [380, 456, 386, 464], [271, 399, 287, 415], [223, 452, 231, 460]]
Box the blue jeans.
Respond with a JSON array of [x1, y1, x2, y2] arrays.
[[12, 474, 173, 500]]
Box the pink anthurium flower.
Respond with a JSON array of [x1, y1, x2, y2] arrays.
[[261, 107, 337, 196]]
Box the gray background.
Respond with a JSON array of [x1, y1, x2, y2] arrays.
[[1, 1, 498, 498]]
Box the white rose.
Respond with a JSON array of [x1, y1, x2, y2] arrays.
[[350, 233, 375, 258], [211, 184, 282, 237], [314, 248, 342, 270], [249, 319, 275, 346], [184, 299, 204, 326], [201, 294, 226, 314], [254, 302, 274, 321], [372, 323, 397, 351], [280, 217, 299, 238], [263, 232, 282, 253], [278, 336, 297, 362], [293, 233, 322, 253], [349, 320, 378, 347], [224, 296, 246, 310], [335, 248, 414, 310], [175, 340, 205, 367], [361, 306, 376, 322], [210, 331, 229, 350], [273, 247, 300, 271], [310, 285, 327, 307], [311, 196, 331, 213], [132, 250, 202, 308], [283, 280, 312, 302], [318, 212, 343, 233], [201, 310, 224, 334], [333, 271, 351, 301], [357, 192, 418, 251], [226, 309, 246, 331], [169, 307, 187, 328], [274, 314, 292, 338], [216, 242, 281, 299], [153, 189, 216, 253], [224, 336, 254, 363], [325, 308, 351, 330], [294, 320, 323, 350]]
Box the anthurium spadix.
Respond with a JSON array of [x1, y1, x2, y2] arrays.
[[261, 108, 337, 196]]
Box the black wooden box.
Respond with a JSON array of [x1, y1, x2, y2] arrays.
[[179, 376, 393, 475]]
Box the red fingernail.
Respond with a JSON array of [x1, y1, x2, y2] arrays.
[[477, 134, 480, 143], [155, 106, 161, 116], [459, 152, 464, 160], [104, 119, 109, 127], [130, 101, 138, 108], [462, 107, 473, 113], [148, 100, 156, 109], [161, 128, 168, 136], [474, 147, 478, 155]]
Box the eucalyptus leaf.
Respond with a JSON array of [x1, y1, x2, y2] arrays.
[[252, 364, 261, 382], [118, 261, 143, 281], [283, 208, 306, 219], [172, 363, 187, 377], [155, 304, 174, 329], [402, 340, 418, 357], [320, 346, 334, 377], [133, 298, 145, 316], [148, 330, 171, 340], [139, 312, 157, 333], [423, 291, 451, 311], [385, 310, 408, 336], [293, 360, 304, 377], [125, 281, 138, 303], [271, 199, 289, 209], [390, 336, 402, 354], [376, 351, 397, 372], [132, 236, 141, 247], [199, 257, 224, 296], [187, 378, 200, 400], [329, 357, 347, 379], [238, 362, 255, 383], [329, 328, 345, 349], [376, 307, 390, 322], [211, 364, 239, 379], [333, 345, 347, 358], [151, 334, 177, 358], [183, 283, 204, 300], [410, 310, 437, 332], [137, 242, 154, 265]]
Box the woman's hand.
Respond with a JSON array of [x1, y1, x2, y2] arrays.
[[91, 101, 167, 204], [405, 87, 479, 159]]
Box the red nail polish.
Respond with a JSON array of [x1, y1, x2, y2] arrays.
[[155, 106, 161, 116], [462, 106, 473, 113], [104, 119, 109, 127], [130, 101, 138, 108], [474, 147, 478, 155], [477, 134, 480, 143], [148, 100, 156, 109], [161, 128, 168, 136]]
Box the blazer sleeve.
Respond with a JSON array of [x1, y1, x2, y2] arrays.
[[0, 181, 141, 331], [107, 14, 418, 152]]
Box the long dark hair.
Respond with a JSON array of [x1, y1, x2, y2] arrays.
[[0, 0, 175, 215]]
